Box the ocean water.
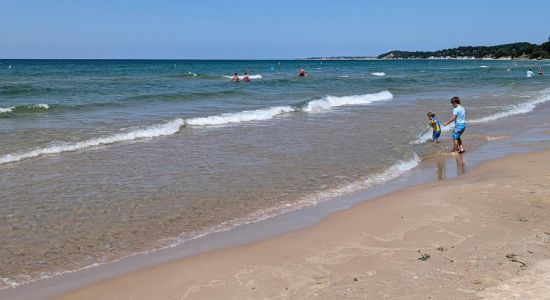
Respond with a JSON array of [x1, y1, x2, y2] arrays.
[[0, 59, 549, 288]]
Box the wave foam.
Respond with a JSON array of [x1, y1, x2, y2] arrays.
[[0, 106, 14, 113], [0, 119, 185, 164], [223, 74, 263, 80], [371, 72, 386, 76], [186, 106, 295, 126], [32, 104, 49, 109], [302, 90, 393, 112], [0, 103, 49, 114]]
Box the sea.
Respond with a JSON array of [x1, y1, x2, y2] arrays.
[[0, 59, 549, 289]]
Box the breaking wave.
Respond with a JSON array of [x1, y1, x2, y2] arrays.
[[301, 90, 393, 112], [0, 103, 49, 114], [0, 91, 393, 164], [223, 74, 263, 80], [186, 90, 393, 126]]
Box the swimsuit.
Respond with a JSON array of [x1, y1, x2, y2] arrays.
[[452, 124, 466, 140], [430, 117, 441, 141], [452, 106, 466, 140]]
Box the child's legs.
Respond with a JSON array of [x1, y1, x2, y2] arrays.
[[458, 138, 464, 152], [452, 126, 465, 151], [432, 131, 441, 142]]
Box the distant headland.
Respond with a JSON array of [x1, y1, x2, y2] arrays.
[[306, 38, 550, 60]]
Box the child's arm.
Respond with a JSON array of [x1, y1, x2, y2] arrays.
[[420, 125, 431, 136], [443, 115, 456, 127]]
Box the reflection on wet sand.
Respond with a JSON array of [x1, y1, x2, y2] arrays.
[[435, 153, 466, 179], [455, 153, 466, 176], [436, 159, 446, 180]]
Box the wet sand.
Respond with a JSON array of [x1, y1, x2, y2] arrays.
[[59, 148, 550, 300]]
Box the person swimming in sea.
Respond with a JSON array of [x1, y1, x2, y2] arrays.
[[539, 67, 544, 76], [243, 72, 251, 82], [232, 73, 240, 82], [298, 68, 308, 77], [526, 69, 535, 78]]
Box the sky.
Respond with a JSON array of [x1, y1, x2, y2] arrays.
[[1, 0, 549, 59]]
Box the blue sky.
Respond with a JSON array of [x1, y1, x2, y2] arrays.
[[2, 0, 549, 59]]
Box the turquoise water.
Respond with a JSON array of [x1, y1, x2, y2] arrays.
[[0, 59, 549, 288]]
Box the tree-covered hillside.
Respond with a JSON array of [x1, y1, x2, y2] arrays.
[[378, 39, 550, 59]]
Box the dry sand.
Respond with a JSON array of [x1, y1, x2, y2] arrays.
[[60, 149, 550, 300]]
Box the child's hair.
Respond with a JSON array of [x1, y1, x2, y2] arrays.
[[450, 96, 461, 104], [427, 111, 435, 118]]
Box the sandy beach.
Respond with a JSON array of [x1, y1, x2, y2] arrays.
[[3, 1, 550, 298], [58, 147, 550, 300]]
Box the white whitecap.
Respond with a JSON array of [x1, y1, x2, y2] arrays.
[[186, 106, 296, 126], [0, 103, 49, 114], [0, 106, 15, 113], [303, 90, 393, 112], [223, 74, 263, 80], [371, 72, 386, 76], [31, 103, 50, 109]]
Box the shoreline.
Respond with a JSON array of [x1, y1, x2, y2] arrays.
[[0, 103, 550, 299], [50, 135, 550, 299], [0, 126, 548, 299], [57, 146, 550, 299]]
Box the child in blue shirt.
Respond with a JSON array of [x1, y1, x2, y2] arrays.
[[444, 97, 466, 153]]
